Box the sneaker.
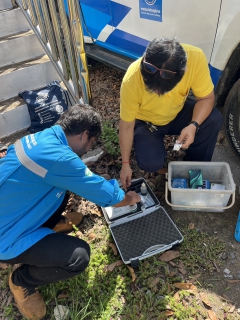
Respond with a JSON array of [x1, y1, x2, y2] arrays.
[[53, 211, 83, 233], [9, 273, 46, 320]]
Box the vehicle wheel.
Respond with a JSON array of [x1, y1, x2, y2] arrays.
[[223, 78, 240, 159]]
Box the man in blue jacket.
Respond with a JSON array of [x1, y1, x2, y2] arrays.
[[0, 104, 140, 320]]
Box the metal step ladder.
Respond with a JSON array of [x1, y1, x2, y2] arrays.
[[16, 0, 91, 105], [0, 1, 61, 138]]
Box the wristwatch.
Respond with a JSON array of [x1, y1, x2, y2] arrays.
[[189, 121, 200, 133]]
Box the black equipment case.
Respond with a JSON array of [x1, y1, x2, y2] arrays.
[[101, 178, 183, 267]]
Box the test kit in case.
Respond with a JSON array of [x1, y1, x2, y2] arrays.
[[101, 178, 183, 267]]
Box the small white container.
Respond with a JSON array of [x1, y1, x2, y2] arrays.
[[166, 161, 235, 212]]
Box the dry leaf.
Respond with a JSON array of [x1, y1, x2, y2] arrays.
[[127, 265, 137, 282], [169, 272, 177, 277], [213, 260, 220, 273], [169, 261, 176, 267], [228, 305, 235, 313], [97, 219, 103, 225], [57, 293, 69, 299], [167, 282, 173, 293], [200, 292, 212, 308], [228, 306, 236, 313], [173, 282, 198, 293], [159, 250, 180, 262], [76, 231, 83, 237], [149, 277, 160, 287], [178, 260, 184, 269], [90, 209, 102, 217], [88, 233, 96, 239], [0, 262, 8, 269], [121, 296, 126, 304], [152, 286, 158, 293], [173, 292, 180, 302], [105, 260, 123, 272], [226, 279, 240, 284], [190, 273, 201, 283], [109, 243, 118, 255], [182, 299, 187, 307], [160, 310, 174, 317], [107, 158, 114, 166], [178, 267, 187, 275], [207, 310, 218, 320], [188, 222, 195, 229]]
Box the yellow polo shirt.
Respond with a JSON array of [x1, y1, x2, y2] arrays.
[[120, 44, 214, 126]]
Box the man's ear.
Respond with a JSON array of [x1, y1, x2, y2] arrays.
[[79, 130, 89, 141], [82, 130, 89, 140]]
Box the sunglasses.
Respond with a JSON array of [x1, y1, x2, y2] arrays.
[[143, 58, 177, 79]]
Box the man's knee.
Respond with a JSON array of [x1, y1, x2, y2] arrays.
[[66, 242, 90, 273]]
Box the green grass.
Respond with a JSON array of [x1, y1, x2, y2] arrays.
[[100, 121, 120, 156], [1, 217, 237, 320]]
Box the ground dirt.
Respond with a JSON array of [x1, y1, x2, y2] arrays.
[[1, 59, 240, 318]]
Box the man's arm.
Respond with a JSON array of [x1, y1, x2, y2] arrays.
[[178, 90, 215, 148], [119, 119, 135, 190]]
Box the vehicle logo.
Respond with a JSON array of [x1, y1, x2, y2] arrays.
[[145, 0, 156, 5]]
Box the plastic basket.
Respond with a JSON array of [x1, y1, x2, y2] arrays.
[[165, 161, 235, 212]]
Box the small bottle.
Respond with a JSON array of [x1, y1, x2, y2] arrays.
[[140, 182, 147, 196]]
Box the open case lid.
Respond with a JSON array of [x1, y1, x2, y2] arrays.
[[110, 207, 183, 265], [101, 178, 183, 266]]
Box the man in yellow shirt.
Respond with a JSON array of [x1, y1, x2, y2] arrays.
[[119, 37, 223, 190]]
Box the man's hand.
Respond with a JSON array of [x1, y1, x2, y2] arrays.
[[178, 91, 215, 149], [113, 190, 141, 207], [178, 124, 197, 149], [125, 190, 141, 205], [120, 164, 132, 191]]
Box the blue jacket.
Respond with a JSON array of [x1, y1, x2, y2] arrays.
[[0, 125, 124, 260]]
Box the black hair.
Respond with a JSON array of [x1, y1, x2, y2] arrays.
[[56, 103, 102, 139], [140, 37, 187, 95]]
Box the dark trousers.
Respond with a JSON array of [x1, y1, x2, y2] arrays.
[[1, 194, 90, 288], [134, 99, 223, 172]]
